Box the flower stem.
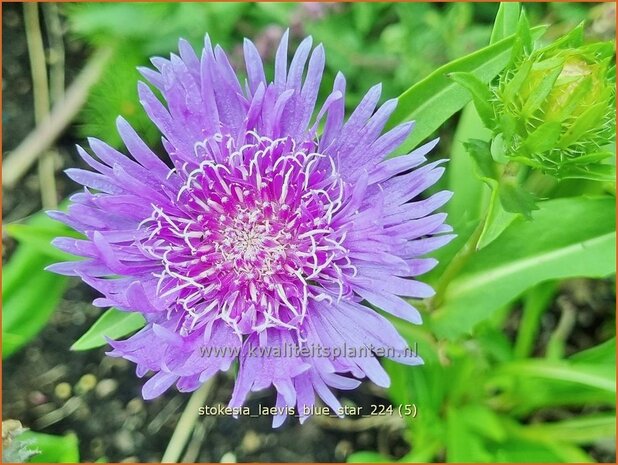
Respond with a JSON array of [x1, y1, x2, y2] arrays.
[[2, 46, 113, 189], [23, 2, 57, 209], [431, 216, 485, 310], [161, 379, 214, 463], [430, 161, 525, 310]]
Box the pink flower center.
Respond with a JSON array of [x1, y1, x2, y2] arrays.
[[139, 133, 355, 336]]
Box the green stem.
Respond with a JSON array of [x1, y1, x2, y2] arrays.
[[2, 46, 113, 189], [431, 216, 486, 310], [24, 2, 57, 209], [545, 299, 577, 360], [161, 379, 214, 463], [513, 281, 557, 359], [431, 160, 531, 310], [476, 181, 501, 250]]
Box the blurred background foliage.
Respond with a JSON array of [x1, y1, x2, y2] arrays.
[[2, 2, 616, 463], [63, 1, 607, 148]]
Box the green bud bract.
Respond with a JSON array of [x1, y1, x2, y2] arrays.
[[495, 25, 615, 179]]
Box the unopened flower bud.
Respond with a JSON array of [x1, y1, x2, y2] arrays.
[[495, 25, 615, 178]]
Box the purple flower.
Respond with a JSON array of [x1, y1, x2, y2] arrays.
[[49, 33, 453, 426]]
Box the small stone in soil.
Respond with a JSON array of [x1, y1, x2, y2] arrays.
[[126, 398, 144, 414], [28, 391, 47, 406], [54, 382, 72, 400], [220, 452, 237, 463], [120, 456, 139, 463], [240, 430, 261, 453], [335, 439, 354, 460], [114, 431, 135, 455], [95, 379, 118, 399], [75, 374, 97, 394]]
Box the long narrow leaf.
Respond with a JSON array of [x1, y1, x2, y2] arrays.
[[71, 308, 146, 351], [499, 360, 615, 393], [389, 26, 546, 152], [431, 196, 616, 338], [490, 3, 521, 44]]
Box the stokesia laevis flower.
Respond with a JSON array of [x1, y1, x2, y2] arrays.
[[49, 32, 454, 427]]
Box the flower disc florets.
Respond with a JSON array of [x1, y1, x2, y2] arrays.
[[49, 33, 453, 427], [140, 131, 353, 337]]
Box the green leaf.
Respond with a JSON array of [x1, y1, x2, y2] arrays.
[[550, 22, 585, 50], [431, 196, 616, 339], [4, 223, 81, 262], [498, 359, 615, 393], [352, 3, 379, 35], [398, 440, 441, 463], [347, 451, 392, 463], [502, 59, 533, 106], [509, 11, 534, 64], [2, 270, 69, 358], [490, 3, 521, 45], [446, 104, 491, 228], [446, 406, 492, 462], [490, 132, 510, 164], [465, 141, 523, 249], [3, 249, 70, 358], [569, 338, 616, 365], [465, 139, 499, 181], [559, 163, 616, 183], [77, 44, 159, 147], [2, 209, 76, 358], [561, 151, 614, 166], [519, 414, 616, 445], [521, 64, 563, 117], [548, 75, 593, 122], [385, 329, 445, 413], [18, 431, 79, 463], [498, 181, 539, 219], [449, 72, 496, 129], [495, 372, 615, 415], [495, 437, 593, 463], [476, 323, 515, 362], [2, 332, 25, 357], [477, 191, 519, 250], [517, 385, 613, 415], [4, 207, 75, 284], [253, 3, 297, 23], [514, 281, 558, 359], [522, 121, 563, 154], [460, 404, 507, 442], [389, 25, 547, 152], [71, 308, 146, 351], [554, 91, 610, 151], [2, 241, 51, 304]]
